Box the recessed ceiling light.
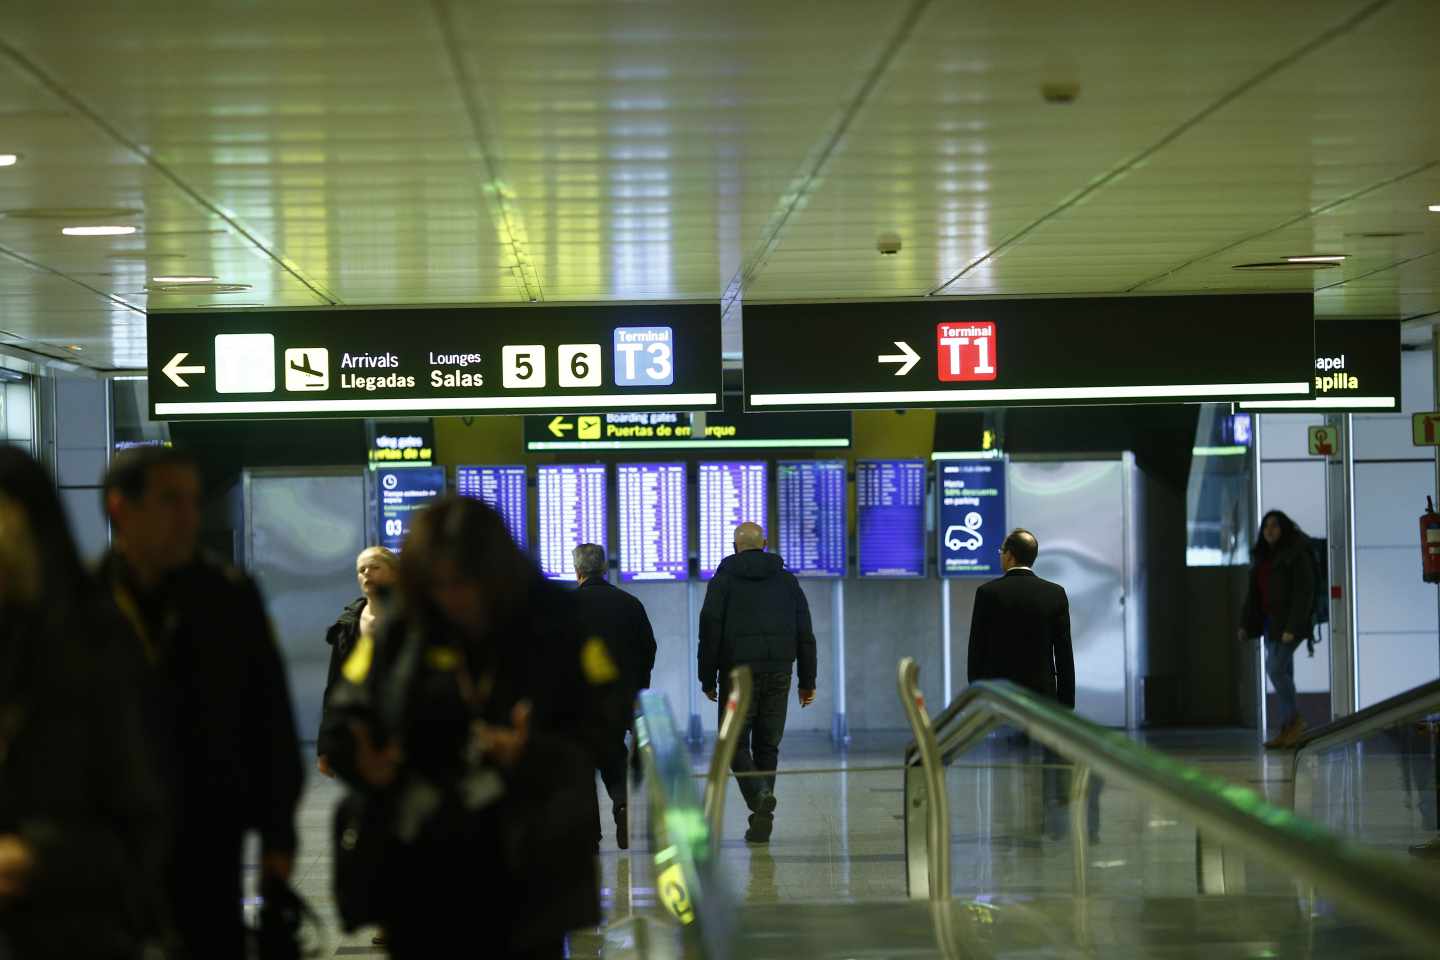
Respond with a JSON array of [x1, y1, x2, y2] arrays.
[[64, 344, 83, 352], [1429, 204, 1440, 213], [1232, 260, 1342, 271], [1285, 254, 1346, 263], [0, 154, 18, 167], [150, 275, 217, 284], [62, 225, 137, 237]]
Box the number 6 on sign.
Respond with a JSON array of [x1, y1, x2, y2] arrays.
[[502, 345, 546, 389], [558, 344, 602, 388]]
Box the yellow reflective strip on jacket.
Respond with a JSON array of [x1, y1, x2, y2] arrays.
[[110, 584, 157, 664], [342, 633, 375, 684], [580, 636, 620, 686], [425, 646, 461, 671]]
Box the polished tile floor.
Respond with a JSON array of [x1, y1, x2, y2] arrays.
[[269, 728, 1421, 956]]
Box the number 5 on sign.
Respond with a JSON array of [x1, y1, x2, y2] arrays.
[[502, 345, 546, 389]]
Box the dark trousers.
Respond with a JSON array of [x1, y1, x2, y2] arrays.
[[720, 670, 791, 812], [597, 726, 629, 815], [171, 828, 245, 960]]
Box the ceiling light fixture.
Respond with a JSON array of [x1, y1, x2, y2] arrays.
[[62, 225, 137, 237], [64, 344, 84, 352], [1285, 254, 1346, 263], [1429, 204, 1440, 213], [1232, 260, 1341, 271], [0, 154, 19, 167], [150, 275, 217, 284]]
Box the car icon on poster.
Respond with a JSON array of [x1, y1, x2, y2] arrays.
[[944, 512, 985, 552], [284, 348, 329, 391]]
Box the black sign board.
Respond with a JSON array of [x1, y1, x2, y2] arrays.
[[1239, 317, 1401, 412], [147, 304, 722, 421], [523, 393, 851, 450], [741, 294, 1313, 411], [367, 419, 434, 468]]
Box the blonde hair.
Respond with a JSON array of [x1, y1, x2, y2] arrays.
[[358, 545, 399, 569]]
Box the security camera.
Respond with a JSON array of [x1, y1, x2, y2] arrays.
[[877, 233, 902, 256]]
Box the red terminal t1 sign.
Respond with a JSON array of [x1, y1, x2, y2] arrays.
[[937, 321, 997, 382]]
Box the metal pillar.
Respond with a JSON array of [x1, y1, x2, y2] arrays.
[[940, 577, 952, 708], [687, 579, 703, 744], [831, 579, 849, 744], [1325, 413, 1358, 719]]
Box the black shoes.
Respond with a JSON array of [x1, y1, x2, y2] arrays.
[[615, 806, 629, 850], [745, 793, 777, 843]]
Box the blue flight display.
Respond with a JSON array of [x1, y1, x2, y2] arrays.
[[698, 461, 768, 580], [856, 459, 926, 578], [616, 463, 688, 582], [777, 460, 847, 578], [536, 464, 607, 581], [376, 466, 446, 552], [937, 459, 1006, 577], [455, 465, 529, 550]]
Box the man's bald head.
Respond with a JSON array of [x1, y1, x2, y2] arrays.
[[1001, 528, 1039, 569], [734, 522, 766, 553]]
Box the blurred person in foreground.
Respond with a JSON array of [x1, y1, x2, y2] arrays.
[[96, 446, 303, 960], [0, 447, 165, 959], [323, 497, 619, 959], [570, 542, 657, 849]]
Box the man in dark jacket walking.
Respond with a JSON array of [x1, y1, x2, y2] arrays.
[[97, 447, 303, 960], [967, 529, 1075, 708], [698, 522, 817, 843], [571, 542, 657, 849]]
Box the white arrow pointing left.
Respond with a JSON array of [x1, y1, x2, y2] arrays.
[[877, 340, 920, 376], [163, 352, 207, 388]]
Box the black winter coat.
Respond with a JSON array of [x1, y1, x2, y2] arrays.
[[967, 569, 1076, 708], [317, 597, 366, 759], [322, 574, 621, 951], [698, 550, 817, 692], [572, 578, 657, 697], [0, 604, 166, 959], [1243, 539, 1316, 641]]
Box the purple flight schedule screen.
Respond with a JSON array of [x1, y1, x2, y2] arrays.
[[698, 461, 767, 580], [536, 464, 607, 581], [856, 459, 927, 578], [617, 463, 688, 582], [455, 465, 528, 550], [777, 460, 847, 578]]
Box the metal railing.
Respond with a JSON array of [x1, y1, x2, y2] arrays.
[[1292, 678, 1440, 760], [702, 667, 753, 845], [633, 688, 735, 960], [897, 660, 1440, 947]]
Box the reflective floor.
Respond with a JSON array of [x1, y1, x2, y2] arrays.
[[271, 729, 1426, 956]]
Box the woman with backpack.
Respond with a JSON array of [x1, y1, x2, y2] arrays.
[[1240, 510, 1317, 749]]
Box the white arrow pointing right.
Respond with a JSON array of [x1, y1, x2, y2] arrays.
[[163, 352, 207, 388], [877, 340, 920, 376]]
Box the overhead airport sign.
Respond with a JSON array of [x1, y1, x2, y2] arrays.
[[742, 294, 1313, 411], [1240, 317, 1401, 412], [146, 304, 722, 421], [523, 394, 851, 450]]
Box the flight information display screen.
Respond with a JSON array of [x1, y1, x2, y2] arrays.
[[777, 460, 847, 578], [616, 463, 688, 582], [697, 461, 768, 580], [376, 466, 445, 553], [455, 465, 529, 550], [536, 464, 607, 581], [856, 459, 927, 578]]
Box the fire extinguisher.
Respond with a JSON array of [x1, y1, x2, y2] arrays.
[[1424, 497, 1440, 584]]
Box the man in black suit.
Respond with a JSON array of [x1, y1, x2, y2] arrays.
[[571, 542, 657, 849], [967, 529, 1075, 708]]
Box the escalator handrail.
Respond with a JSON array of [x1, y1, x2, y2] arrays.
[[634, 689, 735, 960], [1290, 678, 1440, 756], [905, 679, 1440, 947]]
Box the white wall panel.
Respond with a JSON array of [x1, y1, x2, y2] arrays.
[[1353, 462, 1434, 548], [1259, 460, 1327, 536], [1358, 632, 1440, 710], [1354, 546, 1438, 635], [1353, 350, 1435, 460], [1260, 414, 1324, 460]]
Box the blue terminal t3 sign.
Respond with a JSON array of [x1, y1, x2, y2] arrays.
[[937, 459, 1006, 578]]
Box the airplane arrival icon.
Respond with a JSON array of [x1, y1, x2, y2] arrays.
[[284, 348, 330, 391]]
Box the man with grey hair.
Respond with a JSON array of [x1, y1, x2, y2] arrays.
[[698, 521, 816, 843], [571, 543, 657, 849]]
